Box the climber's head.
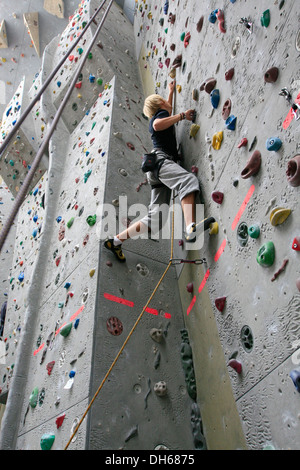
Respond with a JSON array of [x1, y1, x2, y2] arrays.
[[143, 94, 172, 119]]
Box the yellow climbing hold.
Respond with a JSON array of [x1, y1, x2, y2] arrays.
[[212, 131, 223, 150], [190, 124, 200, 138], [209, 221, 219, 235], [176, 84, 182, 93], [270, 207, 291, 226]]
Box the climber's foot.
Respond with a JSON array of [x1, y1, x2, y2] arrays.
[[185, 217, 216, 243], [104, 238, 126, 262]]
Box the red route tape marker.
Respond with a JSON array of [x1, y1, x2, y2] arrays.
[[103, 293, 134, 308], [214, 239, 227, 263], [231, 184, 255, 231]]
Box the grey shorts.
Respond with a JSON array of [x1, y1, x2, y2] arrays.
[[139, 150, 199, 234]]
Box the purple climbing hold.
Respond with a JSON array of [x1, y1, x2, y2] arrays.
[[186, 282, 194, 293]]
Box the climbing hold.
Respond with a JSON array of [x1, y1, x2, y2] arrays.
[[225, 115, 237, 131], [56, 414, 66, 429], [241, 150, 262, 179], [271, 258, 289, 282], [228, 359, 242, 374], [184, 32, 191, 48], [208, 9, 218, 24], [189, 124, 200, 138], [216, 9, 226, 33], [200, 77, 216, 94], [209, 222, 219, 235], [211, 191, 224, 204], [164, 0, 169, 15], [261, 9, 270, 27], [237, 138, 248, 148], [172, 54, 182, 68], [192, 88, 198, 101], [225, 67, 234, 81], [296, 279, 300, 292], [176, 85, 182, 93], [212, 131, 223, 150], [29, 387, 39, 408], [264, 67, 279, 83], [215, 297, 226, 312], [196, 16, 204, 33], [86, 215, 96, 226], [107, 317, 123, 336], [60, 322, 72, 338], [150, 328, 164, 343], [289, 369, 300, 392], [67, 217, 75, 228], [266, 137, 282, 151], [40, 433, 55, 451], [222, 99, 231, 120], [237, 222, 249, 247], [248, 224, 260, 239], [46, 361, 55, 376], [154, 381, 167, 397], [210, 89, 220, 108], [292, 237, 300, 251], [286, 155, 300, 187], [270, 207, 291, 226], [186, 283, 193, 293], [257, 241, 275, 267]]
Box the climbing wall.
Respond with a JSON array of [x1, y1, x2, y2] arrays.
[[135, 0, 300, 450], [0, 0, 201, 451]]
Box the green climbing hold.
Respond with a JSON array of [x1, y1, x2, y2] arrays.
[[84, 169, 92, 182], [261, 9, 270, 27], [257, 241, 275, 267], [67, 217, 75, 228], [60, 322, 73, 338], [86, 215, 97, 226], [29, 387, 39, 408], [9, 160, 14, 166], [40, 433, 55, 450], [180, 32, 186, 41], [248, 224, 260, 239], [97, 78, 103, 86]]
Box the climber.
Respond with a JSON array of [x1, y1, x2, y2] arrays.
[[104, 81, 202, 262]]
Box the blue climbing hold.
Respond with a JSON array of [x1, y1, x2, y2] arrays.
[[33, 188, 39, 196], [69, 370, 76, 378], [33, 214, 38, 223], [290, 369, 300, 392], [18, 272, 24, 282], [163, 0, 169, 15], [210, 89, 220, 108], [56, 216, 62, 223], [266, 137, 282, 151], [225, 115, 237, 130], [64, 282, 71, 289], [32, 228, 38, 238], [208, 9, 219, 23]]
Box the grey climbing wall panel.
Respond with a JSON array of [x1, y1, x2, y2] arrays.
[[135, 0, 300, 450]]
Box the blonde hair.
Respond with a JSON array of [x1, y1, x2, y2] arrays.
[[143, 94, 164, 119]]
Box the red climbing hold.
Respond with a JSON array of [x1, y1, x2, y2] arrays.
[[228, 359, 242, 374], [215, 296, 226, 312], [292, 237, 300, 251], [237, 138, 248, 148], [212, 191, 224, 204]]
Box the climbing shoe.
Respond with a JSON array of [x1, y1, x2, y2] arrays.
[[104, 238, 126, 262], [185, 217, 216, 243]]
